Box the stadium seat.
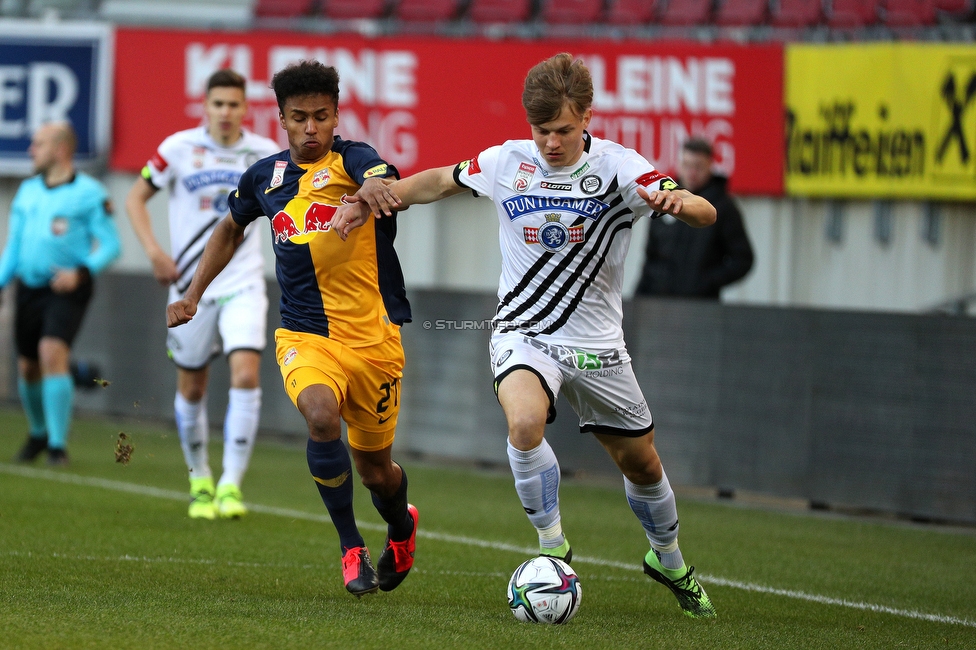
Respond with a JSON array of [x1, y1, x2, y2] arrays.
[[934, 0, 971, 16], [715, 0, 769, 26], [771, 0, 824, 26], [882, 0, 937, 25], [322, 0, 388, 19], [254, 0, 316, 17], [395, 0, 459, 21], [468, 0, 534, 23], [605, 0, 660, 25], [827, 0, 878, 26], [540, 0, 605, 24], [658, 0, 713, 25]]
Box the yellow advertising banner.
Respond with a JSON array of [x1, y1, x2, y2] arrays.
[[786, 43, 976, 200]]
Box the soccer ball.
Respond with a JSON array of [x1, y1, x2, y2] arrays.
[[507, 556, 582, 624]]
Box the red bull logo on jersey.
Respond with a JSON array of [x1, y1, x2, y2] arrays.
[[271, 199, 338, 244], [312, 168, 330, 189]]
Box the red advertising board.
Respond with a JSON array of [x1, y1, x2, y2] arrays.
[[114, 28, 783, 195]]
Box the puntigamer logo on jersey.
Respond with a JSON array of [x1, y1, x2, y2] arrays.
[[182, 169, 242, 192], [271, 198, 337, 244], [502, 195, 610, 221]]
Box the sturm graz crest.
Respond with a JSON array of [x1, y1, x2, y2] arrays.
[[537, 213, 570, 252], [212, 192, 229, 214], [580, 174, 602, 195]]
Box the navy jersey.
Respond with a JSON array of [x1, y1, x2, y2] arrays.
[[229, 137, 410, 347]]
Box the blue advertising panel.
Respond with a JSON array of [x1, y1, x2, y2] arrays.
[[0, 20, 113, 176]]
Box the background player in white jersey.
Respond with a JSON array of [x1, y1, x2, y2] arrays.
[[334, 53, 719, 618], [125, 70, 280, 520]]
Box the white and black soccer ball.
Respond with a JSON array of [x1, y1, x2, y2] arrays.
[[507, 556, 582, 624]]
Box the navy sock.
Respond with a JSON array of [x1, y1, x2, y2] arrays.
[[307, 438, 364, 553], [371, 465, 412, 541]]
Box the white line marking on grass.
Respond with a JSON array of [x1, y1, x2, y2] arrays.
[[3, 463, 975, 628], [702, 576, 976, 628], [2, 549, 317, 570], [2, 550, 513, 579]]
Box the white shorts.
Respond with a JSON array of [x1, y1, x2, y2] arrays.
[[167, 283, 269, 370], [489, 332, 653, 437]]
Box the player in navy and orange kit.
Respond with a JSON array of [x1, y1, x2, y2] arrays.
[[167, 61, 417, 597]]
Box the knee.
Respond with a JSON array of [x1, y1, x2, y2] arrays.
[[359, 470, 384, 494], [620, 452, 663, 485], [298, 386, 342, 442], [304, 404, 341, 442], [357, 461, 395, 495], [230, 369, 259, 390], [37, 338, 70, 375], [177, 370, 208, 403], [18, 358, 41, 382], [506, 410, 547, 451], [180, 385, 206, 403], [229, 353, 261, 389]]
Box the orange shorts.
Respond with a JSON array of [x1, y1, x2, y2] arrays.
[[275, 328, 404, 452]]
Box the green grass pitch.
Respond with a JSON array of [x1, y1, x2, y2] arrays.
[[1, 407, 975, 649]]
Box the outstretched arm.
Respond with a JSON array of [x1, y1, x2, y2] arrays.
[[333, 165, 466, 240], [387, 165, 467, 209], [166, 215, 245, 327], [638, 187, 716, 228]]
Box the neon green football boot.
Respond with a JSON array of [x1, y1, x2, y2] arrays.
[[216, 483, 248, 519], [642, 549, 716, 619], [539, 538, 573, 564], [188, 476, 217, 520]]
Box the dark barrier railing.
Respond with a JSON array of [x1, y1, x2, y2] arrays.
[[60, 275, 976, 524]]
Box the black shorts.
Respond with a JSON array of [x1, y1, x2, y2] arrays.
[[15, 279, 93, 360]]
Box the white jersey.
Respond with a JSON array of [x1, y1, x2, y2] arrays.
[[144, 126, 280, 298], [457, 133, 676, 349]]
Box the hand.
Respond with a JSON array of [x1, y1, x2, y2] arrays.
[[638, 186, 684, 216], [50, 268, 82, 294], [332, 199, 372, 242], [357, 176, 400, 218], [149, 250, 180, 286], [166, 298, 197, 327]]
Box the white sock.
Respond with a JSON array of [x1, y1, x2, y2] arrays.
[[625, 472, 684, 570], [507, 438, 564, 548], [218, 387, 261, 489], [175, 392, 211, 480]]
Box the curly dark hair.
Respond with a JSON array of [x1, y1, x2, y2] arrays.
[[270, 60, 340, 111]]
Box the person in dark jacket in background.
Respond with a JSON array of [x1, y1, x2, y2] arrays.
[[636, 137, 754, 299]]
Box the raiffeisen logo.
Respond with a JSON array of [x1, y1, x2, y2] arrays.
[[271, 199, 337, 244]]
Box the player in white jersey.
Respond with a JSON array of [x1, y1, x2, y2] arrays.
[[125, 70, 280, 520], [334, 54, 718, 618]]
